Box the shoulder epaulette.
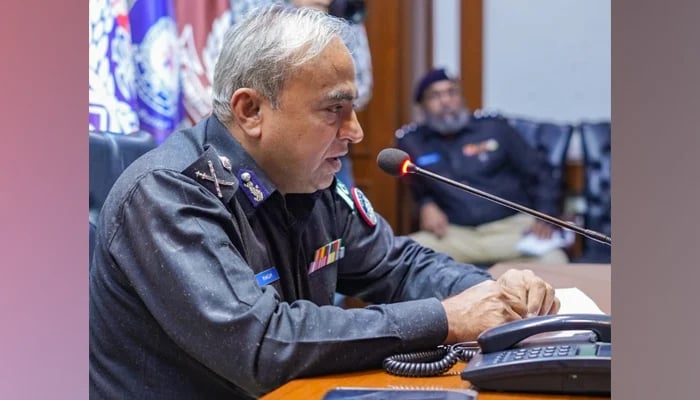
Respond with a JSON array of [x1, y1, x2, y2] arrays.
[[182, 145, 238, 205], [473, 109, 503, 120], [394, 123, 420, 140]]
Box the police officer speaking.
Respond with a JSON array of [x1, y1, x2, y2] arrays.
[[89, 5, 560, 399]]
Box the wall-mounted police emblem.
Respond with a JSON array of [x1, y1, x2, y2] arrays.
[[351, 187, 378, 227], [130, 12, 181, 142], [88, 0, 139, 134]]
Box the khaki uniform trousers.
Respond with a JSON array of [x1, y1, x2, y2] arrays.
[[409, 213, 569, 264]]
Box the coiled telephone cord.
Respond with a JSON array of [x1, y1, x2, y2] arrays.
[[382, 342, 480, 377]]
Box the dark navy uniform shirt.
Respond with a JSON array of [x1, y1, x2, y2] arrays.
[[89, 115, 491, 399], [396, 113, 560, 227]]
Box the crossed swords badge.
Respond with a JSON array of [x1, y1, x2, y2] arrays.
[[194, 159, 235, 198]]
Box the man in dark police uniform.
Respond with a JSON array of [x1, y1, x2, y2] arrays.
[[90, 5, 560, 399], [396, 68, 569, 265]]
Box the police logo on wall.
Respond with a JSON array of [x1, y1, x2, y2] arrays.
[[132, 16, 180, 136], [179, 7, 231, 123], [351, 187, 378, 227], [88, 0, 139, 134]]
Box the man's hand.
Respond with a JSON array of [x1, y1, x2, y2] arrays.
[[419, 202, 449, 238], [497, 269, 560, 318], [440, 270, 560, 343], [527, 220, 556, 239], [441, 280, 526, 343]]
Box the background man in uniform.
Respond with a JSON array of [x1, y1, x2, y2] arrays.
[[396, 68, 569, 265], [90, 7, 560, 399]]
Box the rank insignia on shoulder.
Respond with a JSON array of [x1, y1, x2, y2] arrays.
[[335, 179, 355, 210], [195, 161, 236, 198], [219, 156, 232, 172], [351, 187, 378, 227], [183, 147, 238, 201], [394, 123, 419, 140], [473, 108, 502, 120]]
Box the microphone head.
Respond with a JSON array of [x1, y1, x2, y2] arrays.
[[377, 148, 411, 176]]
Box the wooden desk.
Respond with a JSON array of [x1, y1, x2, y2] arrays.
[[262, 263, 611, 400]]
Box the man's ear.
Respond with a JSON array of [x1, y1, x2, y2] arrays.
[[230, 88, 263, 138]]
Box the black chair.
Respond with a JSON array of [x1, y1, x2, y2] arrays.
[[89, 130, 157, 263], [507, 118, 574, 202], [577, 121, 611, 263]]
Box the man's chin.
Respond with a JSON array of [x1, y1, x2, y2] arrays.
[[319, 175, 336, 190], [427, 109, 470, 134], [287, 176, 335, 194]]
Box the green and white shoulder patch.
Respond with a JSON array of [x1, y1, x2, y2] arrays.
[[335, 179, 355, 210]]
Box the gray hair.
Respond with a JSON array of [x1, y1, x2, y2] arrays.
[[211, 4, 353, 125]]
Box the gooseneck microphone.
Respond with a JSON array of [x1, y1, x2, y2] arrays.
[[377, 148, 611, 246]]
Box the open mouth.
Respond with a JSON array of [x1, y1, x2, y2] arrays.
[[327, 157, 342, 171]]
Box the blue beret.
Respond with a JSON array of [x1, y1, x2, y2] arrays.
[[414, 68, 454, 103]]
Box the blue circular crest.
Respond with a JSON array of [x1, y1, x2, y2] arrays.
[[351, 187, 377, 227]]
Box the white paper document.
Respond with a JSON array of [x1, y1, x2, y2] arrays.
[[555, 287, 605, 315], [516, 230, 575, 256]]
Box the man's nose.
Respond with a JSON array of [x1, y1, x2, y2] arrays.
[[440, 95, 455, 108], [338, 110, 364, 144]]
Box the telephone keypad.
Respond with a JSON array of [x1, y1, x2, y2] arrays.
[[500, 345, 576, 364]]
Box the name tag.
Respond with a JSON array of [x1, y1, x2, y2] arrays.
[[416, 152, 441, 166], [255, 267, 280, 286]]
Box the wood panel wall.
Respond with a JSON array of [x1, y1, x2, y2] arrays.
[[460, 0, 483, 110]]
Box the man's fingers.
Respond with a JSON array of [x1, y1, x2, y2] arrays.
[[525, 283, 545, 317], [500, 285, 528, 318], [497, 271, 528, 303], [526, 281, 556, 316], [497, 269, 559, 318], [532, 284, 557, 316], [541, 287, 556, 315], [549, 296, 561, 315], [503, 302, 525, 323]]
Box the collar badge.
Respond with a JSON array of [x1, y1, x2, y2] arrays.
[[239, 169, 269, 205]]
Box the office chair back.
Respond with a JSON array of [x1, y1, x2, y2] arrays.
[[508, 118, 574, 200], [89, 131, 157, 262], [579, 121, 611, 262]]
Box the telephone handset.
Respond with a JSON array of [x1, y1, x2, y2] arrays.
[[383, 314, 611, 395], [460, 313, 611, 395]]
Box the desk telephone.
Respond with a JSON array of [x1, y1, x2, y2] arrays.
[[383, 314, 611, 395]]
